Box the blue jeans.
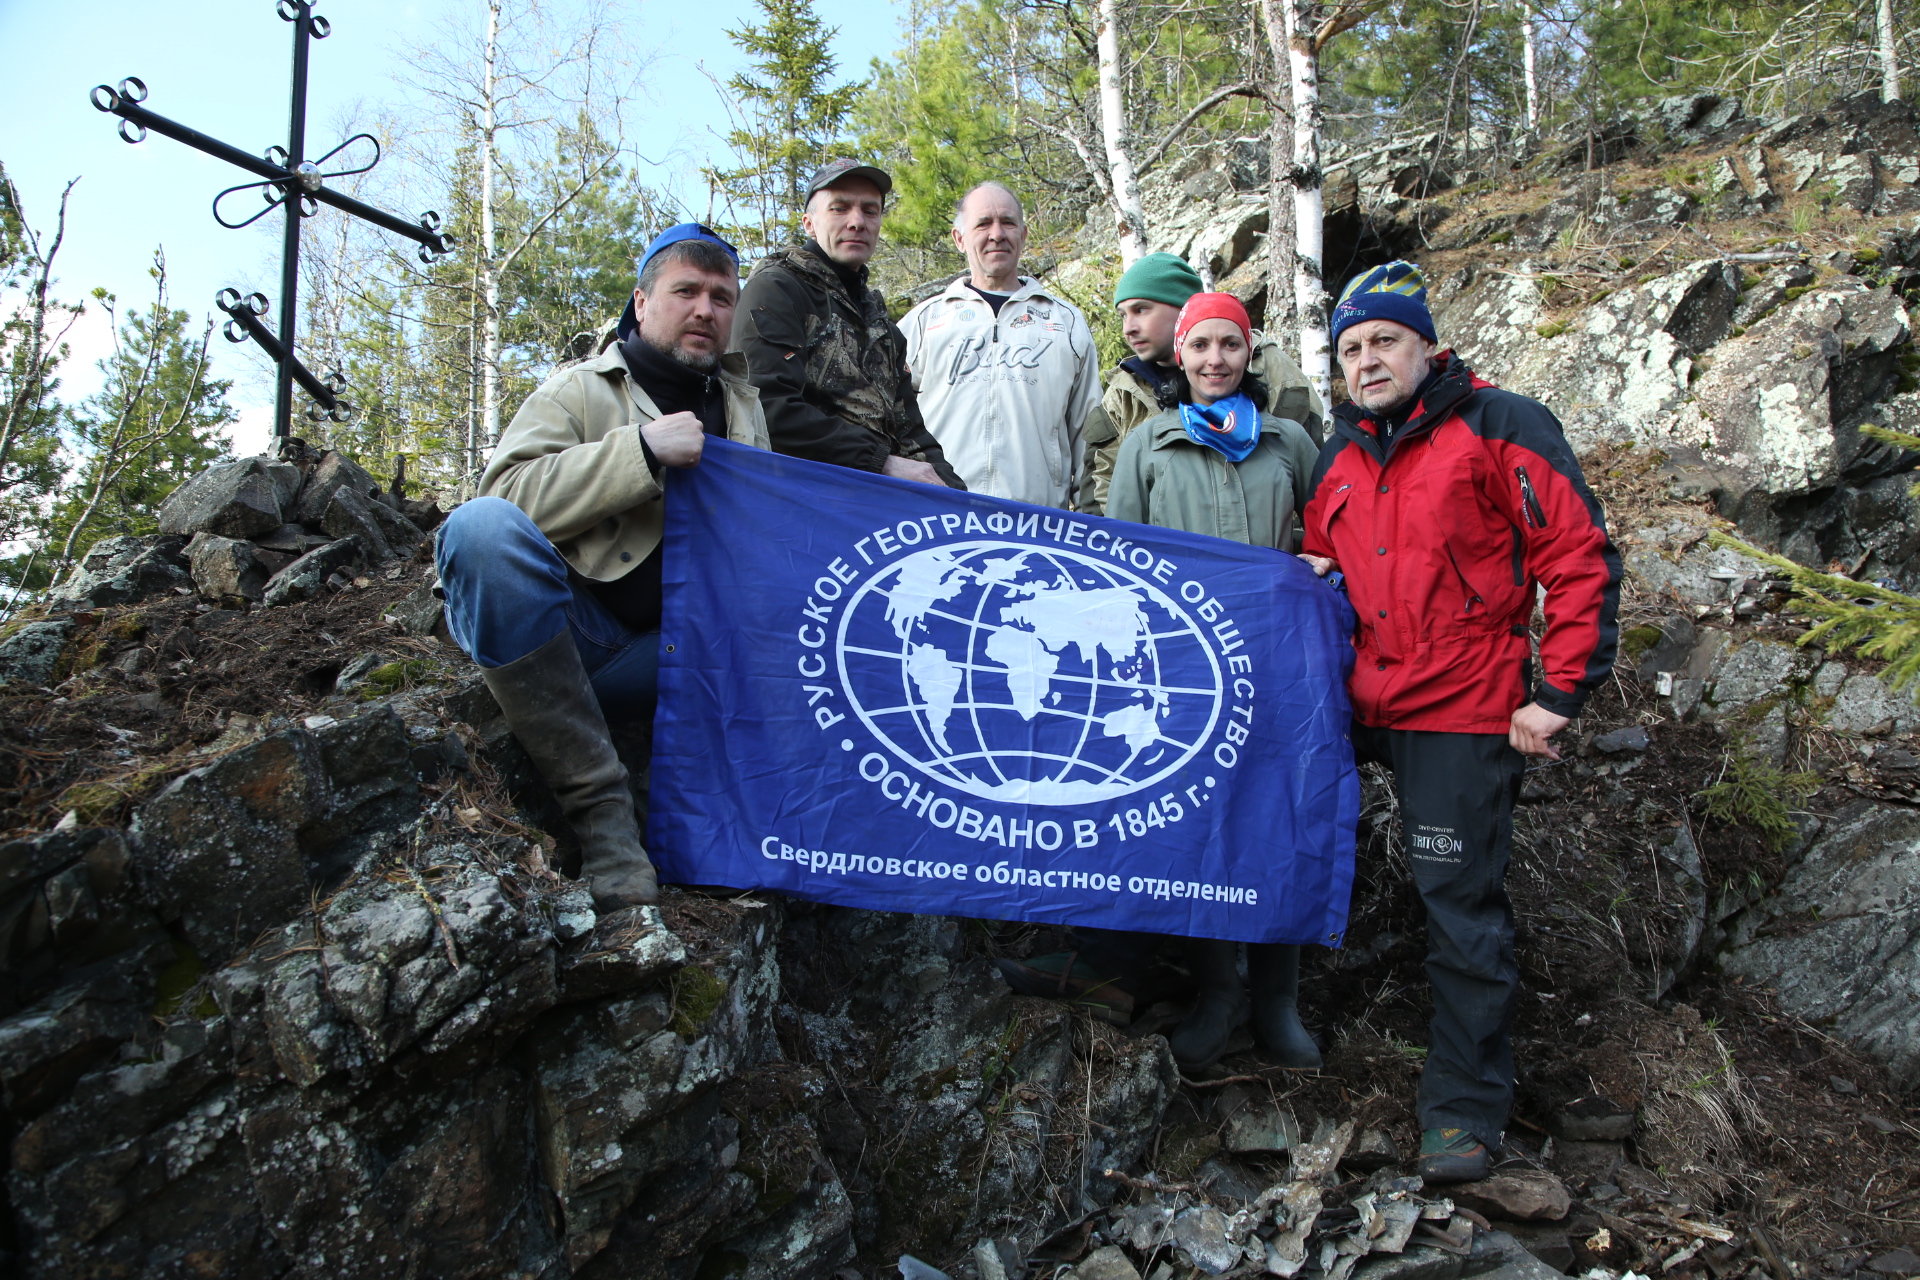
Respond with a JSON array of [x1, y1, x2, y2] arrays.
[[436, 496, 660, 724]]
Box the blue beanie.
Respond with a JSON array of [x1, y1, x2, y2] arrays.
[[1330, 261, 1436, 346]]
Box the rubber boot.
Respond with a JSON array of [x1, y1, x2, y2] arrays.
[[1166, 939, 1250, 1071], [1247, 943, 1322, 1068], [480, 631, 659, 908]]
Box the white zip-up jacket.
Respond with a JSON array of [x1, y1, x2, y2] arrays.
[[901, 276, 1100, 509]]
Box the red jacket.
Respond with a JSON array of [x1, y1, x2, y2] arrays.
[[1301, 354, 1620, 734]]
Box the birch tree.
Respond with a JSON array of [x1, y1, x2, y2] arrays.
[[1268, 0, 1380, 403], [1879, 0, 1902, 100], [403, 0, 640, 461], [1095, 0, 1151, 264], [1521, 2, 1542, 130]]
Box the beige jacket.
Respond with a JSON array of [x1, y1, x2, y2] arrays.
[[1077, 335, 1324, 516], [479, 346, 771, 580]]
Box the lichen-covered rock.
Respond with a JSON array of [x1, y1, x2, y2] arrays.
[[49, 534, 191, 608], [1724, 801, 1920, 1086], [129, 708, 424, 963], [1827, 671, 1916, 735], [1432, 259, 1740, 451], [292, 450, 383, 527], [318, 484, 396, 563], [533, 901, 779, 1270], [219, 852, 561, 1087], [186, 532, 267, 602], [261, 536, 364, 607], [1701, 639, 1806, 720], [0, 620, 73, 690], [1681, 281, 1911, 496], [156, 457, 287, 540]]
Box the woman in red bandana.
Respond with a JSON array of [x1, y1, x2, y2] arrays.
[[1103, 291, 1324, 1072], [1106, 293, 1320, 552]]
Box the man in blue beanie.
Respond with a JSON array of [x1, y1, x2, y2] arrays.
[[1301, 260, 1621, 1182], [435, 224, 772, 910]]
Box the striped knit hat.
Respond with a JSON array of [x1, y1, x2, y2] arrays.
[[1330, 260, 1436, 346]]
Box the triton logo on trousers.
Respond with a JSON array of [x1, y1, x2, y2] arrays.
[[790, 508, 1257, 851], [1410, 825, 1463, 863]]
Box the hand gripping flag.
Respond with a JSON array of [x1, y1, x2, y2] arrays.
[[647, 439, 1359, 945]]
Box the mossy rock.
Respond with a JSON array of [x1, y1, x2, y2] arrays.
[[357, 657, 438, 699], [1158, 1121, 1222, 1178], [1620, 625, 1665, 661], [669, 963, 730, 1039], [1535, 320, 1571, 339]]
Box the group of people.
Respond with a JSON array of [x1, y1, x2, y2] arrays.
[[434, 156, 1622, 1185]]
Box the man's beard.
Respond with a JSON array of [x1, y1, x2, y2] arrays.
[[644, 330, 719, 373]]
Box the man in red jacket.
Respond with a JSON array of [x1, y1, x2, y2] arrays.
[[1300, 261, 1620, 1182]]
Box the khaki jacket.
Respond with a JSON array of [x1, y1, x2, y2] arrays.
[[1105, 408, 1320, 551], [1078, 335, 1324, 515], [900, 276, 1100, 508], [479, 346, 771, 580]]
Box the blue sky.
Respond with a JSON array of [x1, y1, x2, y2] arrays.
[[0, 0, 900, 453]]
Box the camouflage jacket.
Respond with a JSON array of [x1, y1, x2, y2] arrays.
[[732, 242, 963, 486]]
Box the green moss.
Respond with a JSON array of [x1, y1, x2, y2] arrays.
[[357, 658, 436, 699], [1159, 1122, 1222, 1178], [1536, 320, 1571, 339], [669, 964, 729, 1039], [1856, 247, 1882, 265], [1784, 285, 1813, 302], [67, 612, 147, 676], [153, 941, 218, 1019], [58, 762, 174, 824], [694, 1249, 750, 1280], [1620, 625, 1664, 660], [1487, 230, 1513, 245]]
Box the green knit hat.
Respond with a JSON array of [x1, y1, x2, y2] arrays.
[[1113, 252, 1204, 308]]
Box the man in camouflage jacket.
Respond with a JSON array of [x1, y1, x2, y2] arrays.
[[732, 158, 964, 488]]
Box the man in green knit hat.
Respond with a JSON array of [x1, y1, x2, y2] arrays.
[[1077, 252, 1324, 516]]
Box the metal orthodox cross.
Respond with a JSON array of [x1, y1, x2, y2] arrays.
[[91, 0, 455, 439]]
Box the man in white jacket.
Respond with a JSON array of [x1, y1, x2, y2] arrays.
[[901, 183, 1100, 509]]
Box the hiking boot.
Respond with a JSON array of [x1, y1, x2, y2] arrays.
[[996, 952, 1134, 1024], [1247, 943, 1322, 1069], [480, 631, 659, 909], [1166, 939, 1249, 1071], [1417, 1128, 1490, 1184]]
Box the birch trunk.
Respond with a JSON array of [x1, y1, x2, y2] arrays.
[[479, 0, 502, 451], [1283, 0, 1331, 405], [1095, 0, 1150, 264], [1880, 0, 1902, 102], [1257, 0, 1297, 335], [1521, 3, 1540, 132]]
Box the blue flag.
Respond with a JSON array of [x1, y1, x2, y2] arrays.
[[647, 439, 1359, 946]]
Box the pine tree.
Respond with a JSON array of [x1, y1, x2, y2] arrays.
[[706, 0, 862, 255], [42, 254, 234, 583]]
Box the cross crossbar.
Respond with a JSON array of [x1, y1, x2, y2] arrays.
[[91, 0, 455, 439]]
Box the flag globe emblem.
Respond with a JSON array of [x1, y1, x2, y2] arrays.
[[835, 543, 1225, 804]]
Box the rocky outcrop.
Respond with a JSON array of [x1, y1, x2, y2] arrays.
[[52, 442, 444, 619], [0, 637, 1183, 1278]]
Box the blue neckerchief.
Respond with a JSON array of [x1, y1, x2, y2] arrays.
[[1177, 390, 1261, 462]]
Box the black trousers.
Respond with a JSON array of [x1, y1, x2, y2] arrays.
[[1352, 724, 1525, 1149]]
